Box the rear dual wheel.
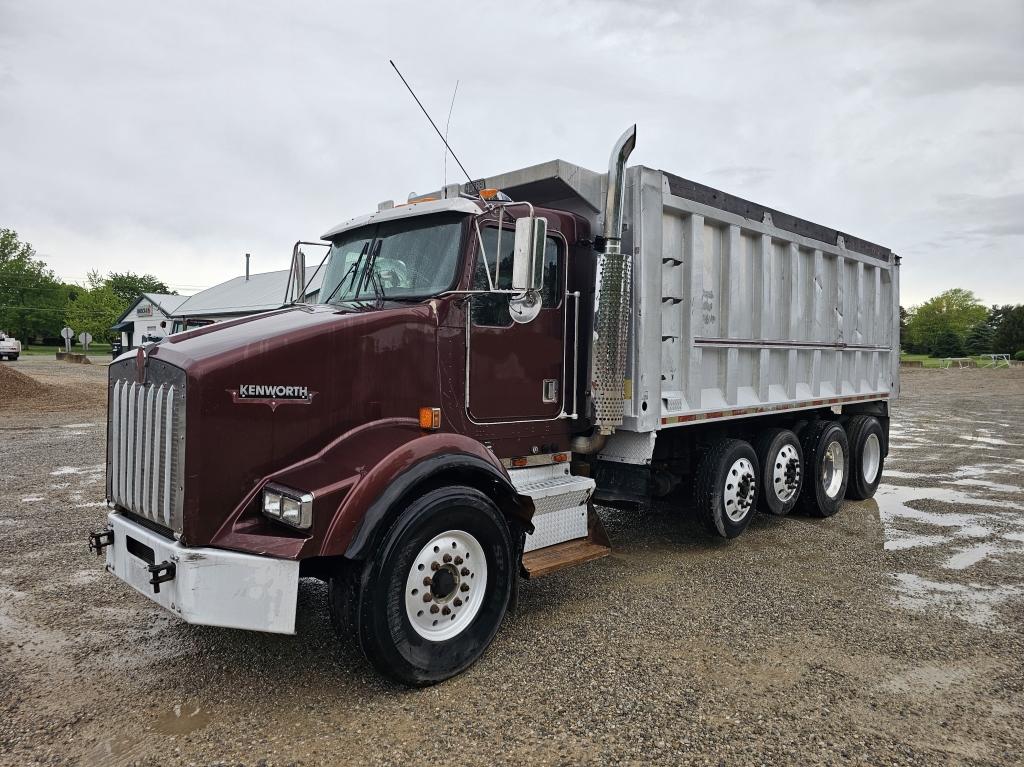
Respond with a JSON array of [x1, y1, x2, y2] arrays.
[[798, 420, 850, 517], [693, 439, 759, 538], [753, 428, 803, 516], [845, 415, 885, 500]]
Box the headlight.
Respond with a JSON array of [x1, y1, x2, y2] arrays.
[[261, 483, 313, 530]]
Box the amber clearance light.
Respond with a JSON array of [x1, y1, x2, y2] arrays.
[[419, 407, 441, 430]]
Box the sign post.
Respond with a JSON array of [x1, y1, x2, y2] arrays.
[[78, 332, 93, 352], [60, 326, 74, 353]]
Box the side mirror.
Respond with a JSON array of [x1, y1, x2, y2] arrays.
[[511, 216, 547, 292]]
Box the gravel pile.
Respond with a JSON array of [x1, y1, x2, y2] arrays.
[[0, 358, 107, 412], [0, 362, 1022, 766]]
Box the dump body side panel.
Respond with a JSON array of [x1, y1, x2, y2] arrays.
[[622, 166, 898, 433]]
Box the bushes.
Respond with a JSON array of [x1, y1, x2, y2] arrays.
[[1015, 351, 1024, 362]]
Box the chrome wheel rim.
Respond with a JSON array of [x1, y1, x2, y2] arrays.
[[405, 530, 487, 641], [723, 457, 756, 522], [862, 433, 881, 484], [772, 443, 801, 503], [822, 441, 845, 499]]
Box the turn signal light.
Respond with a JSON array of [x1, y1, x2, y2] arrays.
[[479, 188, 499, 200], [553, 453, 568, 463], [419, 406, 441, 430], [510, 457, 528, 468]]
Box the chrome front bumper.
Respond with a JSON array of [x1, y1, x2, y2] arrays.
[[102, 512, 299, 634]]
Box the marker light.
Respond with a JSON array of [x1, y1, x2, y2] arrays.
[[419, 407, 441, 430], [261, 483, 314, 530]]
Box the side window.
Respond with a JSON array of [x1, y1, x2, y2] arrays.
[[472, 225, 562, 327]]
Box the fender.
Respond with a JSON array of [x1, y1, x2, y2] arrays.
[[211, 417, 532, 561], [339, 447, 533, 560]]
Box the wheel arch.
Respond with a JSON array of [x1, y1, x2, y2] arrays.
[[339, 451, 534, 561]]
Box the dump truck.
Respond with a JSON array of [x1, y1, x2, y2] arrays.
[[91, 127, 899, 685]]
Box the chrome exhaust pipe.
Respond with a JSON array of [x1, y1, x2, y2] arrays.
[[591, 125, 637, 436]]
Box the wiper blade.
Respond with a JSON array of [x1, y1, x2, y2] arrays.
[[325, 241, 370, 304]]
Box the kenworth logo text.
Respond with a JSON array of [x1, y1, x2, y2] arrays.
[[239, 385, 311, 400]]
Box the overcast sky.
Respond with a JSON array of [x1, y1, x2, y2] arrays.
[[1, 0, 1021, 306]]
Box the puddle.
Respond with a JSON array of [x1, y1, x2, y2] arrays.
[[155, 703, 212, 735], [959, 435, 1020, 447], [943, 542, 1002, 570], [891, 573, 1020, 626], [884, 533, 950, 551], [20, 496, 45, 503], [950, 478, 1019, 493]]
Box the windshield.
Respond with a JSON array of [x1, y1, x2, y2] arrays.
[[320, 214, 465, 304]]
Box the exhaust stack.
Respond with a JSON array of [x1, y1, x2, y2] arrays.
[[591, 125, 637, 436]]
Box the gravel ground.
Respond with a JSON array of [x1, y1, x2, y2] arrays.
[[1, 358, 1022, 766]]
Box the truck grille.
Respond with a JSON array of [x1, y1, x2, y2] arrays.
[[107, 360, 186, 533]]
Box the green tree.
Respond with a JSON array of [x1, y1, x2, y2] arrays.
[[106, 271, 174, 305], [0, 228, 66, 342], [64, 270, 124, 343], [993, 305, 1024, 356], [964, 322, 994, 355], [931, 328, 963, 358], [905, 289, 988, 355]]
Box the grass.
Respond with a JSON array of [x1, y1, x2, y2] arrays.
[[17, 344, 113, 357], [900, 353, 1013, 369]]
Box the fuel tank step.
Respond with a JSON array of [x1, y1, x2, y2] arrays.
[[522, 537, 611, 578]]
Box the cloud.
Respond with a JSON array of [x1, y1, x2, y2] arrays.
[[0, 0, 1021, 304]]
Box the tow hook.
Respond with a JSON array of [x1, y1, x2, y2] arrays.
[[147, 561, 176, 594], [88, 528, 114, 556]]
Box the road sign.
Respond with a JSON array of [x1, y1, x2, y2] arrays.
[[61, 326, 73, 352], [78, 332, 93, 351]]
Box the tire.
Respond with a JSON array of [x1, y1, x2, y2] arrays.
[[798, 420, 850, 517], [753, 428, 803, 516], [693, 438, 759, 538], [845, 415, 885, 500], [331, 486, 514, 686]]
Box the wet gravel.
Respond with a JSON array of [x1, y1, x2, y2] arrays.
[[1, 358, 1022, 766]]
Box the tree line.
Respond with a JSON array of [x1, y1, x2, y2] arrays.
[[901, 288, 1024, 360], [0, 228, 172, 345]]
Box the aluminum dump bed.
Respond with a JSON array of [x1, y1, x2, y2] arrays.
[[621, 166, 899, 434], [473, 161, 899, 435]]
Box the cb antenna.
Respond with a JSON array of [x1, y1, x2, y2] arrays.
[[389, 60, 481, 194]]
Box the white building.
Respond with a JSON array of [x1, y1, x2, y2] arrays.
[[111, 293, 189, 350]]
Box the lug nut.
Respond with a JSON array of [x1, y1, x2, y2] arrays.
[[441, 606, 451, 616], [423, 576, 432, 587], [454, 556, 463, 565], [443, 553, 452, 563], [453, 598, 463, 607], [460, 567, 470, 576], [460, 583, 470, 592], [430, 604, 440, 614], [431, 561, 441, 571], [422, 592, 432, 603]]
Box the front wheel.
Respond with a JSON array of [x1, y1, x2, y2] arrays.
[[693, 438, 759, 538], [333, 486, 514, 686]]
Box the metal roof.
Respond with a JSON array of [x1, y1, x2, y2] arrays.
[[112, 292, 191, 326], [173, 266, 324, 318], [321, 197, 481, 240]]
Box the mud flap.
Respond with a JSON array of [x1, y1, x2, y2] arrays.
[[520, 504, 611, 579]]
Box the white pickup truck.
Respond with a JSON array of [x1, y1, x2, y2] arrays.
[[0, 332, 21, 360]]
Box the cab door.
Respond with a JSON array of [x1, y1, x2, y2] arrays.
[[467, 225, 566, 421]]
